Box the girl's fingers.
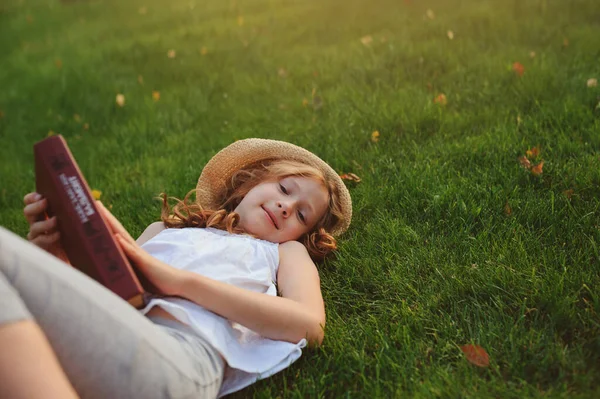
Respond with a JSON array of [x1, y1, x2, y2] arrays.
[[23, 192, 42, 205], [23, 199, 47, 225], [96, 202, 136, 244], [28, 217, 58, 240], [116, 234, 138, 256], [30, 231, 60, 249]]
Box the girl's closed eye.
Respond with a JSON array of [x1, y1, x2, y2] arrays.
[[298, 210, 306, 224], [279, 183, 306, 224]]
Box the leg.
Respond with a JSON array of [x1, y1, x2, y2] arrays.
[[0, 227, 223, 399], [0, 320, 78, 399]]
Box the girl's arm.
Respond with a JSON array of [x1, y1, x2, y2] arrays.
[[176, 240, 326, 346]]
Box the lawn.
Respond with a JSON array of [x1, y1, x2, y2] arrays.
[[1, 0, 599, 397]]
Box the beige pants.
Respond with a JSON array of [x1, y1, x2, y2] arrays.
[[0, 226, 224, 399]]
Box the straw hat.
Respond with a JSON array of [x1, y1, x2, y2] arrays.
[[196, 138, 352, 236]]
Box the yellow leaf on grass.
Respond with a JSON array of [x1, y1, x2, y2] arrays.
[[512, 62, 525, 77], [237, 16, 244, 26], [152, 91, 160, 101], [47, 130, 56, 137], [339, 173, 361, 183], [371, 131, 380, 143], [91, 189, 102, 200], [426, 9, 435, 19], [526, 147, 540, 158], [83, 123, 89, 130], [460, 344, 490, 367], [200, 47, 208, 56], [360, 35, 373, 46], [116, 94, 125, 107], [302, 98, 309, 107], [433, 93, 447, 105], [587, 78, 598, 88], [138, 6, 147, 15], [518, 155, 531, 169], [531, 161, 544, 176], [167, 49, 176, 58], [447, 30, 454, 40]]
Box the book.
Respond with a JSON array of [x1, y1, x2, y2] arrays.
[[34, 135, 147, 309]]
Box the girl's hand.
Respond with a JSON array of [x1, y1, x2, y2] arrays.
[[114, 233, 184, 296], [96, 201, 184, 296], [23, 192, 70, 264]]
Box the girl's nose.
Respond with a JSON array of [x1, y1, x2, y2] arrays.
[[277, 201, 294, 217]]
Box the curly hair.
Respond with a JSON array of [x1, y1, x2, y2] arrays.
[[158, 160, 345, 261]]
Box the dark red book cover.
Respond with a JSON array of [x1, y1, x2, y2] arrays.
[[34, 135, 146, 309]]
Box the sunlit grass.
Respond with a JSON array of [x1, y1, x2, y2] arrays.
[[1, 0, 599, 397]]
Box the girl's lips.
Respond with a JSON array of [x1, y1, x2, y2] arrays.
[[262, 206, 278, 229]]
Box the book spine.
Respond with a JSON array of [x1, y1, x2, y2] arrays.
[[34, 136, 144, 306]]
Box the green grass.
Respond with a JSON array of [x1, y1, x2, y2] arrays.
[[1, 0, 600, 397]]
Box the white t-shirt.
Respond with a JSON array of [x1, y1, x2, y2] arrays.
[[139, 227, 306, 397]]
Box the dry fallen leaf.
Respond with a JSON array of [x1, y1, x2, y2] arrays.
[[460, 344, 490, 367], [529, 51, 536, 59], [426, 9, 435, 19], [360, 35, 373, 46], [167, 49, 176, 58], [91, 189, 102, 200], [587, 78, 598, 88], [504, 202, 512, 216], [200, 47, 208, 56], [340, 172, 361, 183], [152, 91, 160, 101], [447, 30, 454, 40], [302, 98, 309, 107], [83, 123, 89, 130], [116, 94, 125, 107], [512, 62, 525, 77], [371, 131, 380, 143], [563, 189, 574, 199], [531, 161, 544, 176], [518, 155, 531, 169], [526, 147, 540, 158], [433, 93, 447, 105], [563, 38, 569, 47]]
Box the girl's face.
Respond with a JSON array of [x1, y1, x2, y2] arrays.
[[234, 176, 329, 243]]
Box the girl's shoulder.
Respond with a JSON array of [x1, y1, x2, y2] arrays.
[[277, 240, 312, 265]]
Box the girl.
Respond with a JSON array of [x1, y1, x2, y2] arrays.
[[0, 138, 352, 398]]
